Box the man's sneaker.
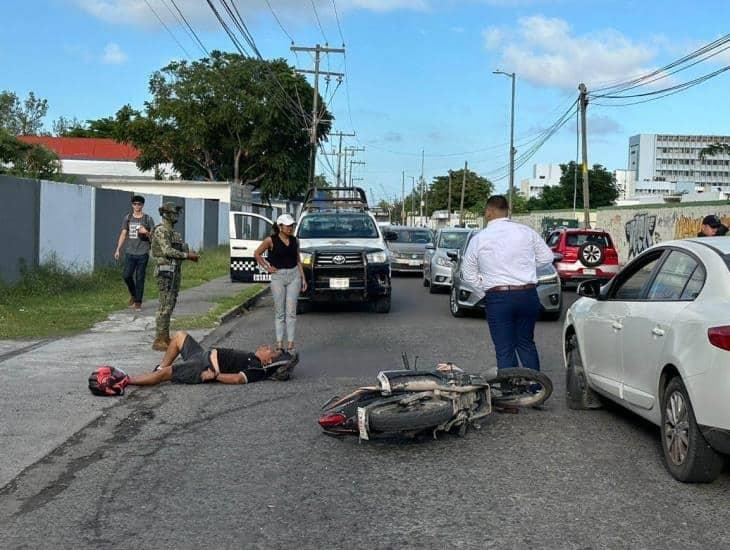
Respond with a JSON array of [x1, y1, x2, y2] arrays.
[[271, 351, 299, 381]]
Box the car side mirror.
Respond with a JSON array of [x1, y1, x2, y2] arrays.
[[384, 231, 398, 241], [553, 252, 564, 263], [425, 243, 435, 250], [446, 250, 459, 261], [576, 279, 604, 299]]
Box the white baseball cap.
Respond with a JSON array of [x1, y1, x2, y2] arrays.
[[276, 213, 295, 226]]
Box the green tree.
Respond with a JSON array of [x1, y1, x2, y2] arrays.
[[699, 142, 730, 160], [526, 162, 618, 210], [426, 168, 494, 216], [0, 90, 49, 135], [113, 52, 331, 199], [0, 128, 61, 179]]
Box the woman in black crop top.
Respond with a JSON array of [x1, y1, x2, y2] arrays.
[[254, 213, 307, 353]]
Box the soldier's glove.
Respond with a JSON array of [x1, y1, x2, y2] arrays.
[[187, 252, 200, 262]]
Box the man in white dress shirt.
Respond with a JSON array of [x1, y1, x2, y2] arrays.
[[462, 195, 554, 371]]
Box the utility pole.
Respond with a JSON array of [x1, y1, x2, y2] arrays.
[[459, 161, 467, 227], [401, 171, 406, 225], [447, 170, 452, 223], [578, 83, 590, 228], [419, 149, 425, 220], [330, 131, 355, 185], [342, 146, 365, 187], [409, 176, 416, 226], [493, 70, 516, 217], [291, 44, 345, 189], [349, 160, 365, 186]]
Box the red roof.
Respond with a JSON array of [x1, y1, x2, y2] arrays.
[[17, 136, 140, 161]]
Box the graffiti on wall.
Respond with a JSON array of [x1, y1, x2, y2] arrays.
[[674, 214, 730, 239], [625, 213, 658, 259]]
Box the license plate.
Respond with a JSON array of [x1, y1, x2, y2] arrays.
[[329, 277, 349, 289], [583, 268, 596, 275], [406, 259, 422, 266], [357, 407, 369, 440]]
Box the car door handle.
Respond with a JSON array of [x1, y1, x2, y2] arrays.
[[611, 321, 623, 330], [652, 327, 665, 337], [232, 246, 248, 250]]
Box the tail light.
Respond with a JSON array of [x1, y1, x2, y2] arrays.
[[318, 412, 347, 428], [708, 326, 730, 351]]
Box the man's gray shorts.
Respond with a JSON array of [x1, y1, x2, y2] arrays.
[[171, 335, 213, 384]]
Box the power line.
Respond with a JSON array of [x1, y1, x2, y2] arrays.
[[264, 0, 295, 44], [143, 0, 192, 59], [168, 0, 209, 56], [310, 0, 328, 44], [331, 0, 345, 46]]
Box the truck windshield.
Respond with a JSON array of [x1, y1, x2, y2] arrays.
[[298, 213, 379, 239], [392, 229, 432, 244], [438, 231, 468, 249]]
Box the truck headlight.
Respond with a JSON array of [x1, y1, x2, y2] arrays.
[[435, 256, 451, 267], [366, 251, 388, 263], [300, 252, 313, 266]]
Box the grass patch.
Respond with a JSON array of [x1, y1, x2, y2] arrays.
[[171, 285, 264, 331], [0, 246, 232, 339]]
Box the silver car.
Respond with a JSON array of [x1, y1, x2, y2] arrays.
[[385, 226, 434, 273], [448, 231, 563, 320], [423, 228, 472, 293]]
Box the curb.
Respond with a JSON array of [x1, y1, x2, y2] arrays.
[[218, 285, 271, 325]]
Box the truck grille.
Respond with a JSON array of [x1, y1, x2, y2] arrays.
[[315, 251, 364, 267]]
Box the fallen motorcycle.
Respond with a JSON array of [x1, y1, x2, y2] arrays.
[[318, 356, 553, 440]]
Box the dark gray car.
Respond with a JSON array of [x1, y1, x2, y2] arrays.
[[385, 226, 434, 273], [448, 231, 563, 320]]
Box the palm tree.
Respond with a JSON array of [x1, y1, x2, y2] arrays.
[[699, 142, 730, 160]]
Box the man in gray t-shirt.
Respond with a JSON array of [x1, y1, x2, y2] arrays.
[[114, 195, 155, 310]]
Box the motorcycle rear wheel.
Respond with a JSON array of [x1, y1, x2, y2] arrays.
[[368, 399, 453, 433], [491, 368, 553, 408]]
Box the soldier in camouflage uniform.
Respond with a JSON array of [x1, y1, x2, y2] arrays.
[[150, 202, 199, 351]]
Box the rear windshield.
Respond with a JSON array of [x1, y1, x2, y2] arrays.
[[297, 213, 379, 239], [438, 231, 469, 250], [392, 229, 433, 244], [565, 233, 613, 248]]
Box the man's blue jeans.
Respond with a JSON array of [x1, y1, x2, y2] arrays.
[[123, 253, 149, 303], [485, 288, 541, 371]]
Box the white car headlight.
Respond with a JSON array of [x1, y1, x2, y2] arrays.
[[366, 251, 388, 263], [300, 252, 313, 266], [435, 256, 451, 267], [538, 272, 559, 284]]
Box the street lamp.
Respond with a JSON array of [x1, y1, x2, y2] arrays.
[[493, 70, 516, 217]]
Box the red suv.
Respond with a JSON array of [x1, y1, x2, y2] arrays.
[[546, 228, 619, 285]]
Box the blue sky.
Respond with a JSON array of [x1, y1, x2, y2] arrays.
[[3, 1, 730, 203]]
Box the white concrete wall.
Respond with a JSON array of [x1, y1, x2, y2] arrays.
[[62, 159, 151, 177], [92, 179, 230, 203], [39, 180, 94, 270]]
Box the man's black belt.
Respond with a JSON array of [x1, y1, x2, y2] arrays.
[[486, 284, 536, 293]]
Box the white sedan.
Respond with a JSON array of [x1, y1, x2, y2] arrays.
[[563, 237, 730, 483]]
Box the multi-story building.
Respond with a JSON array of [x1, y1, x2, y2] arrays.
[[628, 134, 730, 196], [613, 169, 636, 200], [519, 163, 562, 199]]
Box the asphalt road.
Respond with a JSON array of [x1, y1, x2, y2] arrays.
[[1, 276, 728, 549]]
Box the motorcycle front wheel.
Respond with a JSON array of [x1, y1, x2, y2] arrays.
[[368, 399, 453, 433], [490, 368, 553, 408]]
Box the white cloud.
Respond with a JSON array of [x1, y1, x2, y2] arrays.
[[102, 42, 128, 64], [74, 0, 428, 28], [484, 15, 657, 90]]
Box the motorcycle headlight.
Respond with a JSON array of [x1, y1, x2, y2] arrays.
[[435, 256, 451, 267], [300, 252, 313, 266], [366, 251, 388, 263]]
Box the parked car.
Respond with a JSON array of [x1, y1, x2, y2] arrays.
[[385, 226, 434, 273], [423, 227, 471, 293], [546, 228, 620, 286], [563, 237, 730, 482], [448, 231, 563, 320]]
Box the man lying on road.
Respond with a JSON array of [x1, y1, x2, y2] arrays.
[[129, 331, 298, 386]]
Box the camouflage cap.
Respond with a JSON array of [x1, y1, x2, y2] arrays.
[[159, 202, 183, 215]]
